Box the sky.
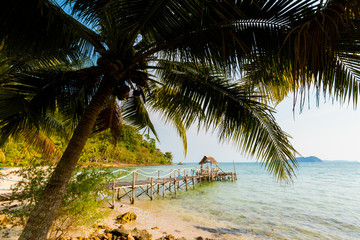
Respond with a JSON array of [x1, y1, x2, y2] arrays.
[[151, 95, 360, 163]]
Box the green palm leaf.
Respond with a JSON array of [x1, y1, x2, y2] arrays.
[[93, 97, 123, 142], [121, 95, 159, 141], [0, 0, 103, 61], [151, 60, 297, 181]]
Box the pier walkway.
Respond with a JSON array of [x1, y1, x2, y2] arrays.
[[0, 166, 237, 205], [106, 167, 237, 206]]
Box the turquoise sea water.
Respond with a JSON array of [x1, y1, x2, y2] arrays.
[[115, 162, 360, 239]]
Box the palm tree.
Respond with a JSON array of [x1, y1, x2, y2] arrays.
[[0, 53, 71, 163], [1, 0, 359, 239]]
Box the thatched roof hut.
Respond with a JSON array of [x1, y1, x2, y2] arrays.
[[199, 156, 218, 165]]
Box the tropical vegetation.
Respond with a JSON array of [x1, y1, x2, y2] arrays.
[[0, 0, 359, 239], [1, 125, 173, 167], [6, 167, 113, 239]]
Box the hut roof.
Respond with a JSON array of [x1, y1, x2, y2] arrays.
[[199, 156, 218, 165]]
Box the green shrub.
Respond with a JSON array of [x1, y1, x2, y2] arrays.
[[6, 166, 113, 239]]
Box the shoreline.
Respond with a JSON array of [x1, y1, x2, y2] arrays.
[[98, 201, 218, 239], [0, 200, 218, 240], [0, 167, 254, 240], [0, 167, 217, 239], [0, 165, 215, 239], [1, 200, 253, 240]]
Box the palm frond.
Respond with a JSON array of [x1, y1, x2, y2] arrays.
[[93, 97, 123, 142], [152, 60, 297, 181], [121, 96, 158, 141], [0, 57, 104, 147], [149, 99, 189, 156], [21, 130, 56, 157], [0, 0, 103, 61], [0, 86, 67, 151]]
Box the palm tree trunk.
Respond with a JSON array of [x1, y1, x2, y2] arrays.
[[19, 76, 116, 240]]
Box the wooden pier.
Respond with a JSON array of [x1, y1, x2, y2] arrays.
[[106, 167, 237, 206]]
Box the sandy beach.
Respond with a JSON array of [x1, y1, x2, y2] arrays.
[[0, 168, 23, 194], [102, 202, 217, 239], [0, 167, 253, 240]]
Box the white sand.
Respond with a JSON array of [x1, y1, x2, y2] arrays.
[[104, 202, 217, 239], [0, 168, 22, 194]]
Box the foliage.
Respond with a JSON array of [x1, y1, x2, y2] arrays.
[[5, 166, 113, 239], [1, 125, 172, 167], [1, 139, 50, 167], [80, 125, 172, 165], [0, 0, 305, 183], [3, 0, 359, 238], [163, 152, 173, 163]]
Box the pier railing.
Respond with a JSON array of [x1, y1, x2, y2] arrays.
[[1, 166, 237, 204], [105, 166, 237, 206]]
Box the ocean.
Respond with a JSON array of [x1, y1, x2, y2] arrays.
[[114, 162, 360, 239]]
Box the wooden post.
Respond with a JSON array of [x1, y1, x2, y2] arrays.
[[131, 172, 135, 204], [174, 170, 177, 197], [112, 179, 115, 208], [210, 163, 213, 181], [157, 170, 160, 194], [117, 171, 121, 200], [233, 160, 237, 180], [185, 176, 188, 191], [192, 176, 195, 189], [178, 169, 180, 188], [169, 170, 172, 191], [150, 178, 154, 200], [162, 178, 165, 199], [207, 165, 210, 182], [199, 174, 202, 186], [146, 177, 149, 195]]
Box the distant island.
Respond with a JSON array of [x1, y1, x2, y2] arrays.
[[295, 156, 323, 163]]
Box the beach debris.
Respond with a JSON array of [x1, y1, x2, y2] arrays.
[[60, 227, 151, 239], [156, 235, 174, 240], [130, 228, 151, 240], [151, 226, 158, 230], [195, 237, 214, 240], [107, 227, 130, 237], [51, 226, 209, 240], [105, 227, 151, 240], [116, 212, 137, 224], [155, 235, 186, 240]]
